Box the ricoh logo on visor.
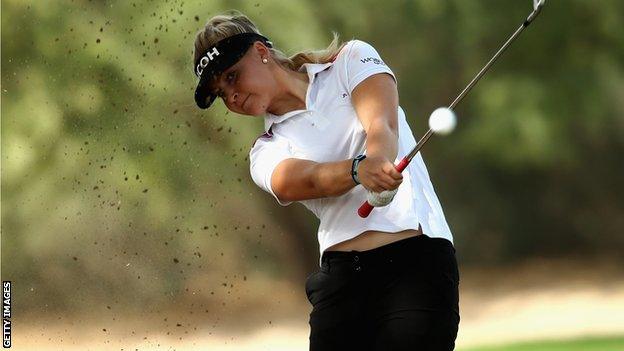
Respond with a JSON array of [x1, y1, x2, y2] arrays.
[[196, 47, 221, 77]]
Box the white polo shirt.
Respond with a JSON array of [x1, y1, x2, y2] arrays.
[[249, 39, 453, 266]]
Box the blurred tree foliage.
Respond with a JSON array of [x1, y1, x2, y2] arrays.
[[2, 0, 623, 314]]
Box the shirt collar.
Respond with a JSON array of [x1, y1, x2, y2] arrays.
[[263, 61, 334, 132]]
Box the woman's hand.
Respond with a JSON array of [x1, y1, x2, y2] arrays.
[[357, 155, 403, 193], [366, 188, 399, 207]]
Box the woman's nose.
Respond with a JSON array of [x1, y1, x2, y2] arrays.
[[227, 91, 239, 106]]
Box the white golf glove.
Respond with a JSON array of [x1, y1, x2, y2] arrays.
[[366, 188, 399, 207]]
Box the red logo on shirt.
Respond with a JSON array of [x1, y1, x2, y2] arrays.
[[251, 126, 274, 148]]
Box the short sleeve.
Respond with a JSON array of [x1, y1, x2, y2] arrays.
[[343, 40, 397, 95], [249, 132, 295, 206]]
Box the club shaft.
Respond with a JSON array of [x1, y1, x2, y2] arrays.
[[405, 6, 542, 162], [358, 4, 545, 218]]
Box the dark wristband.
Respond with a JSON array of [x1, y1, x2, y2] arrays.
[[351, 154, 367, 185]]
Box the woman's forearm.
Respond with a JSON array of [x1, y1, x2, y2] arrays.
[[312, 159, 357, 198], [312, 122, 398, 198], [365, 119, 399, 162]]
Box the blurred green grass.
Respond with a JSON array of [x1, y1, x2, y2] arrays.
[[460, 335, 624, 351]]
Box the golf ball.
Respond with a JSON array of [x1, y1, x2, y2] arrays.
[[428, 107, 457, 135]]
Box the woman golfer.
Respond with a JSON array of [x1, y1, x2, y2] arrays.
[[192, 11, 459, 351]]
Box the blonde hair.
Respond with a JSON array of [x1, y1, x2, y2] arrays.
[[192, 10, 347, 76]]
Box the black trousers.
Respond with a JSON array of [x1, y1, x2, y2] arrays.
[[305, 234, 460, 351]]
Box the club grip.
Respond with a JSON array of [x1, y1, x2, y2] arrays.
[[395, 157, 410, 172], [358, 202, 374, 218], [357, 157, 411, 218]]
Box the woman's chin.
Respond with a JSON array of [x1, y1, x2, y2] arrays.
[[246, 103, 267, 116]]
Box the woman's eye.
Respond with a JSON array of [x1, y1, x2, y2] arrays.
[[226, 72, 236, 83]]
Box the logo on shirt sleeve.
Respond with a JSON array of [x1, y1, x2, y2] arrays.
[[360, 57, 386, 66]]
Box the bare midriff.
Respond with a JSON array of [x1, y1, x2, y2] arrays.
[[325, 224, 423, 252]]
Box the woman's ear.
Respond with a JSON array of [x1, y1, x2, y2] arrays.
[[253, 41, 270, 59]]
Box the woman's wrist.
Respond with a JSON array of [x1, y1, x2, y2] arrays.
[[351, 154, 367, 185]]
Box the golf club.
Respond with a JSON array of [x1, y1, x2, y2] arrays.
[[358, 0, 547, 218]]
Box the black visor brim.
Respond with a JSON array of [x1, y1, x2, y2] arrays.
[[193, 33, 272, 109], [194, 74, 218, 109]]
